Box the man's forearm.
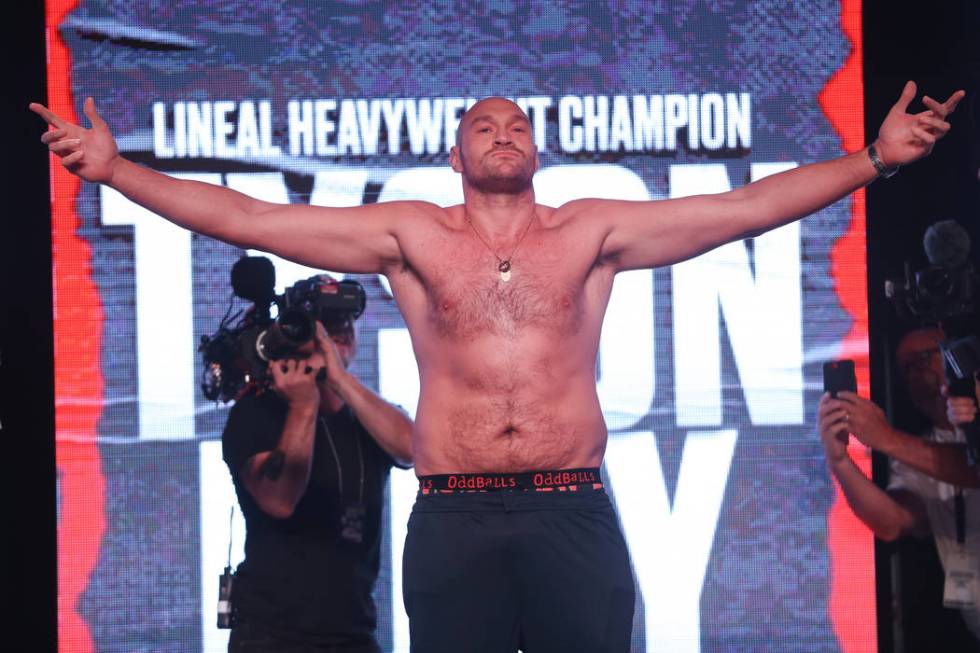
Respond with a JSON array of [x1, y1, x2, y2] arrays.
[[603, 146, 882, 271], [734, 147, 877, 237], [830, 455, 915, 541], [109, 157, 262, 247], [250, 401, 318, 514], [333, 373, 413, 466], [875, 429, 980, 488]]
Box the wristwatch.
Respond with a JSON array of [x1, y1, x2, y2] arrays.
[[868, 144, 899, 178]]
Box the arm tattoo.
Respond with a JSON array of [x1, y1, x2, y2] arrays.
[[260, 449, 286, 480]]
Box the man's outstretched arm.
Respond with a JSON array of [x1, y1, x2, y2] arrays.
[[818, 394, 927, 541], [589, 81, 964, 271], [30, 97, 419, 274], [834, 391, 980, 488]]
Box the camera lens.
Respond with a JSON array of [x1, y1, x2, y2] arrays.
[[278, 309, 314, 342], [917, 267, 954, 299], [255, 310, 316, 361]]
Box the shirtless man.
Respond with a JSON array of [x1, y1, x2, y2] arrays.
[[32, 83, 963, 652]]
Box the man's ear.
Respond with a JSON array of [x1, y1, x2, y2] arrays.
[[449, 145, 463, 173]]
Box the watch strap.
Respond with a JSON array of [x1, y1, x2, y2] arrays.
[[868, 144, 899, 178]]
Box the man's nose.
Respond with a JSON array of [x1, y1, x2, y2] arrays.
[[494, 132, 512, 145]]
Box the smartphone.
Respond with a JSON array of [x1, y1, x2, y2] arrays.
[[823, 359, 857, 398]]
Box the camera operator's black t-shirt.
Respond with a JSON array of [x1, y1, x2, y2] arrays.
[[222, 390, 398, 644]]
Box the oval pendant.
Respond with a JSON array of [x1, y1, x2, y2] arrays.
[[500, 269, 512, 282], [498, 260, 511, 273]]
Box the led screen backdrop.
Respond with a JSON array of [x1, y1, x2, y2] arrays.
[[44, 1, 875, 651]]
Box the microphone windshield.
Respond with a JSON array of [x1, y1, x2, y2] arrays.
[[923, 220, 971, 268], [231, 256, 277, 304]]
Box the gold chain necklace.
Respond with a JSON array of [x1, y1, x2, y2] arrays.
[[464, 212, 536, 282]]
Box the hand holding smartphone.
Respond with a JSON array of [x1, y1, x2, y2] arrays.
[[823, 359, 857, 398]]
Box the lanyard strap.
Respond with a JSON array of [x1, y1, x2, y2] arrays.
[[320, 414, 365, 504], [955, 490, 966, 547]]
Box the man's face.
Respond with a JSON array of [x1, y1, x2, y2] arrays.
[[450, 98, 538, 194], [288, 328, 356, 369], [274, 327, 356, 402], [896, 328, 948, 425], [325, 327, 356, 370]]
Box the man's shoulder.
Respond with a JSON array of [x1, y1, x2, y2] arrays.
[[554, 198, 600, 214], [552, 197, 660, 220], [367, 200, 454, 234], [549, 198, 645, 233], [376, 199, 447, 219]]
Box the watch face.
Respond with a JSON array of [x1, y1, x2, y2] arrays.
[[340, 503, 366, 544]]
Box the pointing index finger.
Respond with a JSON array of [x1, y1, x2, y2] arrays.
[[923, 90, 966, 118], [29, 102, 69, 130]]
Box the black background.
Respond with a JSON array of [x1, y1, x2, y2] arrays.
[[864, 2, 980, 651], [6, 2, 980, 651]]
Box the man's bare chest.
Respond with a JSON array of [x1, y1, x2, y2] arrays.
[[404, 226, 594, 340]]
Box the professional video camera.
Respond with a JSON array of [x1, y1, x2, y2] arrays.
[[886, 219, 975, 324], [199, 256, 366, 403], [885, 219, 980, 463]]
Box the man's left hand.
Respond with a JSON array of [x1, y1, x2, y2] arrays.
[[834, 391, 898, 450], [874, 81, 965, 167]]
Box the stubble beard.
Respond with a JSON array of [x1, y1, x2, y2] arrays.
[[462, 150, 535, 195]]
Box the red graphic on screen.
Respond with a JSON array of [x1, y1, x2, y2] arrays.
[[819, 1, 877, 652], [46, 1, 107, 651]]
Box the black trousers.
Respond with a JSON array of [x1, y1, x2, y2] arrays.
[[228, 621, 381, 653], [403, 488, 635, 653]]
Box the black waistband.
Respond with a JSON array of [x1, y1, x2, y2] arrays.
[[418, 468, 602, 494]]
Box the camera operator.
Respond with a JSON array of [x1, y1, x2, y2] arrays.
[[222, 288, 413, 653], [818, 328, 980, 645]]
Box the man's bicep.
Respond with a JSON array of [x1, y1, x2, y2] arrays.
[[238, 451, 282, 501], [244, 200, 424, 274], [592, 194, 747, 271]]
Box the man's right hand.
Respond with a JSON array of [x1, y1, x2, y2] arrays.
[[946, 375, 980, 427], [818, 393, 851, 465], [30, 97, 120, 184], [268, 358, 321, 408]]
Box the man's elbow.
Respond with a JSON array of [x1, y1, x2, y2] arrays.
[[257, 497, 298, 520], [394, 440, 415, 469], [872, 513, 916, 543], [875, 524, 903, 543], [849, 504, 906, 542], [393, 421, 415, 467]]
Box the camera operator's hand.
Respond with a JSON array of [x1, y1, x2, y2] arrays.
[[30, 98, 121, 185], [834, 391, 897, 450], [314, 322, 353, 393], [818, 393, 851, 465], [945, 375, 980, 426], [269, 357, 321, 408], [947, 396, 978, 427]]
